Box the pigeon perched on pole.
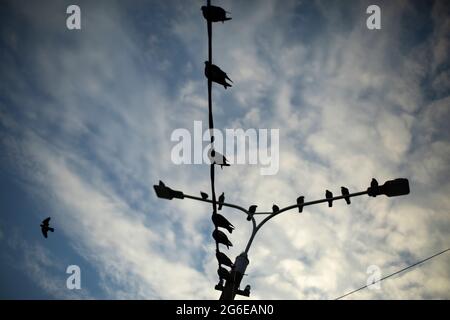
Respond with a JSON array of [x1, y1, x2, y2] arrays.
[[218, 266, 231, 281], [218, 192, 225, 210], [40, 217, 54, 238], [212, 229, 233, 249], [326, 190, 333, 207], [216, 250, 233, 268], [201, 5, 231, 23], [341, 187, 351, 205], [204, 61, 233, 89], [212, 213, 234, 234], [208, 149, 230, 169]]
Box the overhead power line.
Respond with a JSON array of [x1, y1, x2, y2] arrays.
[[335, 247, 450, 300]]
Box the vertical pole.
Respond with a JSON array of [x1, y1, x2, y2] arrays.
[[220, 253, 249, 300], [206, 0, 220, 266]]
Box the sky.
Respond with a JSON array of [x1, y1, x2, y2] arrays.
[[0, 0, 449, 300]]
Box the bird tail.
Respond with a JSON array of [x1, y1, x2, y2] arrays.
[[218, 204, 223, 210], [49, 227, 54, 232]]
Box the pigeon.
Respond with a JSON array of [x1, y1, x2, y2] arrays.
[[201, 5, 231, 23], [212, 229, 233, 249], [212, 213, 234, 234], [341, 187, 351, 205], [326, 190, 333, 207], [40, 217, 54, 238], [272, 204, 280, 213], [297, 196, 305, 213], [368, 178, 380, 197], [218, 266, 231, 281], [371, 178, 379, 189], [247, 205, 257, 221], [218, 192, 225, 210], [208, 149, 230, 169], [201, 192, 209, 200], [204, 61, 232, 89], [216, 250, 233, 268]]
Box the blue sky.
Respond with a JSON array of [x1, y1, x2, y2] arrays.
[[0, 0, 449, 299]]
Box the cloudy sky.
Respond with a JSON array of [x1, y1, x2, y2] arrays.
[[0, 0, 449, 299]]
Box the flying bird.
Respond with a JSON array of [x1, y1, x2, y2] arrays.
[[326, 190, 333, 207], [212, 213, 234, 234], [204, 61, 233, 89], [341, 187, 351, 205], [212, 229, 233, 249], [218, 192, 225, 210], [201, 192, 209, 200], [218, 266, 231, 281], [247, 205, 257, 221], [40, 217, 54, 238], [216, 250, 233, 268], [272, 204, 280, 213], [297, 196, 305, 213], [201, 5, 231, 23], [208, 149, 230, 169]]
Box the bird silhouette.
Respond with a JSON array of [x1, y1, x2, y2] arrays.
[[218, 266, 231, 281], [40, 217, 54, 238], [272, 204, 280, 213], [212, 213, 234, 234], [216, 250, 233, 268], [247, 205, 257, 221], [204, 61, 232, 89], [208, 149, 230, 169], [326, 190, 333, 207], [371, 178, 379, 188], [341, 187, 351, 205], [212, 229, 233, 249], [218, 192, 225, 210], [201, 5, 231, 23], [201, 192, 209, 200], [297, 196, 305, 213]]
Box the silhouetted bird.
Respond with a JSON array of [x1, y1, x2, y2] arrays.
[[218, 192, 225, 210], [326, 190, 333, 207], [216, 250, 233, 268], [40, 217, 54, 238], [341, 187, 351, 205], [208, 149, 230, 169], [297, 196, 305, 213], [272, 204, 279, 213], [204, 61, 232, 89], [212, 213, 234, 234], [201, 5, 231, 23], [218, 266, 231, 281], [212, 229, 233, 249], [247, 205, 257, 221], [201, 192, 209, 200], [371, 178, 379, 189]]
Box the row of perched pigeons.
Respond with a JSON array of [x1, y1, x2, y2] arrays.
[[201, 3, 235, 286]]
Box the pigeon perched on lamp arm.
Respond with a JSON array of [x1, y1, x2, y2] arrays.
[[326, 190, 333, 207]]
